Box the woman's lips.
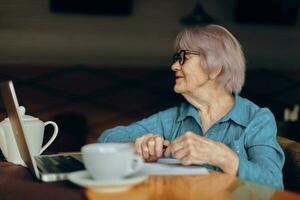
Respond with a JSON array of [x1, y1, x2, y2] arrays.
[[176, 76, 184, 79]]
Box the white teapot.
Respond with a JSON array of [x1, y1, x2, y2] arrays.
[[0, 106, 58, 166]]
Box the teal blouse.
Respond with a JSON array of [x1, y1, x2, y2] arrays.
[[98, 95, 285, 189]]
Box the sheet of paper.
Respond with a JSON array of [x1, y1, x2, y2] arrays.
[[141, 159, 208, 175]]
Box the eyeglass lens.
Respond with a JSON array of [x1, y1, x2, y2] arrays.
[[173, 50, 185, 65]]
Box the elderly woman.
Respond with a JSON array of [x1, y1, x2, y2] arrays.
[[98, 25, 285, 189]]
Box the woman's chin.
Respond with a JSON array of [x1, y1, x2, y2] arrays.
[[174, 85, 185, 94]]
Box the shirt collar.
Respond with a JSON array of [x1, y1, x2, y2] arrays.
[[219, 94, 248, 127], [176, 94, 248, 127], [176, 102, 201, 125]]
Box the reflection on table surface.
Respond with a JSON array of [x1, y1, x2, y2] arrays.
[[86, 172, 300, 200]]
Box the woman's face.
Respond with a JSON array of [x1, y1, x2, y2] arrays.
[[171, 50, 210, 94]]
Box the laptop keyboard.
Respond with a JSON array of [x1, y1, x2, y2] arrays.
[[35, 155, 85, 173]]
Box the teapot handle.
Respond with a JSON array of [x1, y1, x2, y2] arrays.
[[40, 121, 58, 154]]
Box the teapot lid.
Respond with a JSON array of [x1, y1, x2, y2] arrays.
[[4, 106, 38, 121]]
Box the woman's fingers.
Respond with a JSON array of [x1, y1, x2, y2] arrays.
[[172, 146, 189, 160], [134, 136, 144, 156], [135, 134, 166, 161], [148, 137, 156, 156], [181, 156, 194, 166], [163, 140, 170, 146], [141, 139, 150, 159], [145, 155, 158, 162], [155, 136, 164, 157], [146, 135, 165, 158], [135, 131, 223, 166]]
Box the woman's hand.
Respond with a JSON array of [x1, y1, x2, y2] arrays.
[[135, 134, 170, 162], [164, 131, 239, 175]]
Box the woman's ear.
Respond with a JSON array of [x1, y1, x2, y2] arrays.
[[209, 66, 222, 80]]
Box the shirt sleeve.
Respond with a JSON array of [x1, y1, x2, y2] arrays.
[[237, 108, 285, 189], [97, 107, 178, 143]]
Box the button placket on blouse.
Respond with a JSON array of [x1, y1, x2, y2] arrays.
[[236, 144, 240, 154]]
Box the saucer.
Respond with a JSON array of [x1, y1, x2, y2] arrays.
[[68, 170, 148, 193]]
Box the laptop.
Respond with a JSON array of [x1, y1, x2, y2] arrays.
[[0, 81, 85, 182]]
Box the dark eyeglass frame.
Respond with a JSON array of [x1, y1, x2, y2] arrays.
[[173, 50, 201, 65]]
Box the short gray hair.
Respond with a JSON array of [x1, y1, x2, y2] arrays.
[[175, 25, 246, 93]]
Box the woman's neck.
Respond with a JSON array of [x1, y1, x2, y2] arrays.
[[182, 87, 234, 131]]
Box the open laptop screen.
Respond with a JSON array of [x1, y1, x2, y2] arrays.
[[0, 81, 40, 179]]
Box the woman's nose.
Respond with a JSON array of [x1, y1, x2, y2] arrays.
[[171, 61, 181, 71]]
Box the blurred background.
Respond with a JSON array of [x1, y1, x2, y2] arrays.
[[0, 0, 300, 152]]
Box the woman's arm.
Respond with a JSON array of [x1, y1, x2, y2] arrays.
[[237, 108, 285, 189], [164, 108, 284, 189], [97, 107, 178, 143]]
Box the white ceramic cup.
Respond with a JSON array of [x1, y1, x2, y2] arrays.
[[81, 143, 144, 180]]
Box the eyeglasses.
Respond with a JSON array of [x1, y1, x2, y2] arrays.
[[173, 50, 201, 65]]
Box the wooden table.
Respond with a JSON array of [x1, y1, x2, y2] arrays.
[[86, 172, 300, 200], [0, 162, 86, 200], [1, 161, 300, 200]]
